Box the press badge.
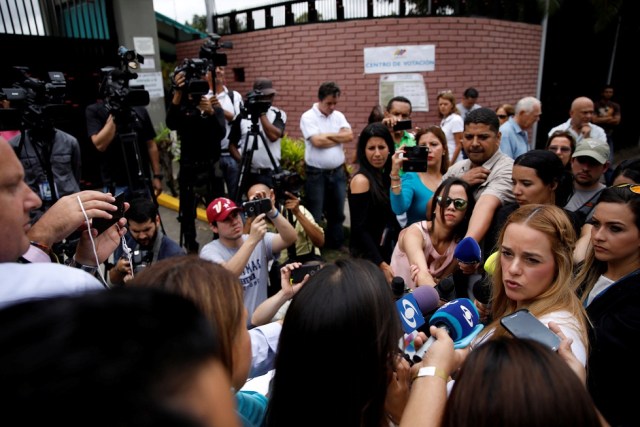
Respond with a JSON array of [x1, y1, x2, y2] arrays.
[[38, 179, 57, 201]]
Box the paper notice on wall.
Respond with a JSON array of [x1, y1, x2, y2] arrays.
[[130, 72, 165, 99], [379, 74, 428, 112]]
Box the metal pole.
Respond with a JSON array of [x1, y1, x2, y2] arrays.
[[607, 16, 621, 85]]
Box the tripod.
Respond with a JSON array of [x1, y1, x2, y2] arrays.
[[114, 108, 166, 233], [234, 113, 280, 204]]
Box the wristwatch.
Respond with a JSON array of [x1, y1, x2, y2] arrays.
[[67, 257, 99, 275]]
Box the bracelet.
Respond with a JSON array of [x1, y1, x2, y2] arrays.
[[68, 256, 99, 275], [267, 209, 280, 220], [390, 175, 401, 181], [153, 174, 164, 179], [30, 241, 51, 255], [413, 366, 448, 382], [391, 184, 401, 190]]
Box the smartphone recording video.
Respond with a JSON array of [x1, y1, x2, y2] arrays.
[[92, 192, 126, 234], [242, 198, 272, 217], [393, 120, 412, 131], [403, 145, 428, 172]]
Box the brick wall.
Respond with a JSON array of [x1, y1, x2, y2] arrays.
[[177, 17, 542, 164]]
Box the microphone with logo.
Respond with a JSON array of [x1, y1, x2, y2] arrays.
[[454, 236, 482, 264], [410, 298, 485, 364], [396, 284, 440, 363]]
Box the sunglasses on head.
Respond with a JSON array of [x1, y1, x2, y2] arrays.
[[437, 196, 468, 211], [615, 183, 640, 194]]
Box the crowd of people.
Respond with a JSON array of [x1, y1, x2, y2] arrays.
[[1, 72, 637, 427]]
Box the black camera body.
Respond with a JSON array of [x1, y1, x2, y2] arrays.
[[132, 248, 153, 274], [198, 33, 232, 68], [171, 58, 210, 101], [272, 169, 303, 204], [239, 89, 272, 123], [393, 120, 412, 131], [243, 198, 272, 217], [403, 145, 429, 172], [0, 67, 68, 131], [100, 47, 150, 122]]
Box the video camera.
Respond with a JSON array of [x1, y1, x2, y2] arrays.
[[238, 89, 272, 124], [272, 169, 303, 205], [171, 33, 232, 103], [99, 46, 150, 122], [0, 66, 67, 131]]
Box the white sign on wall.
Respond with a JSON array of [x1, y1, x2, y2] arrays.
[[133, 37, 155, 55], [379, 74, 429, 112], [130, 72, 164, 99], [364, 45, 435, 74]]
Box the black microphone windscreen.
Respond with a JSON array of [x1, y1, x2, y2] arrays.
[[472, 275, 492, 305], [391, 276, 405, 298]]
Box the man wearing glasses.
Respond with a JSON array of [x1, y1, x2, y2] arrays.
[[498, 97, 542, 160]]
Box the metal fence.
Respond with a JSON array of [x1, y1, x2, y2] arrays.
[[212, 0, 542, 34], [0, 0, 111, 39]]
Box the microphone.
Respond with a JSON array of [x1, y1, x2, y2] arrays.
[[412, 285, 440, 316], [435, 275, 456, 301], [454, 236, 482, 264], [471, 274, 492, 305], [412, 298, 485, 363], [397, 286, 440, 360], [395, 285, 439, 334], [391, 276, 406, 300]]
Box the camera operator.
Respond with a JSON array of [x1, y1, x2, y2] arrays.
[[200, 195, 296, 322], [85, 91, 162, 199], [109, 197, 185, 285], [3, 69, 81, 223], [166, 68, 226, 253], [229, 78, 286, 195], [213, 66, 243, 198]]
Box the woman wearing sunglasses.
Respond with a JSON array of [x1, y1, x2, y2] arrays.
[[390, 177, 474, 289], [574, 184, 640, 426]]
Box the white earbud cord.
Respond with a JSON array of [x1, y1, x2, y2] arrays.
[[76, 195, 129, 288]]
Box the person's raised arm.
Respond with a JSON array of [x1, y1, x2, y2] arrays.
[[251, 262, 307, 326], [400, 326, 456, 427], [283, 192, 324, 248], [465, 194, 501, 244], [221, 214, 268, 277], [402, 224, 436, 287], [89, 114, 116, 152]]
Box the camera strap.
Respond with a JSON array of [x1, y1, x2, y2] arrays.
[[257, 115, 281, 172]]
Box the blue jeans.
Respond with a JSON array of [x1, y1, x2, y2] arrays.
[[304, 165, 346, 249], [219, 155, 240, 199]]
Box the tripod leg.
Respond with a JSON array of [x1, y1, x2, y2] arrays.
[[234, 131, 255, 203]]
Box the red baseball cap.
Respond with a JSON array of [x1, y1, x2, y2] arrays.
[[206, 197, 242, 223]]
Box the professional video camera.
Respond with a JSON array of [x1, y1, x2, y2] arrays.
[[170, 57, 210, 100], [99, 46, 150, 122], [170, 33, 233, 102], [272, 169, 303, 204], [198, 32, 233, 68], [0, 66, 67, 131], [239, 89, 272, 123]]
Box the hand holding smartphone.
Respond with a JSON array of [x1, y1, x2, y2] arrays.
[[92, 192, 126, 234], [500, 309, 561, 351]]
